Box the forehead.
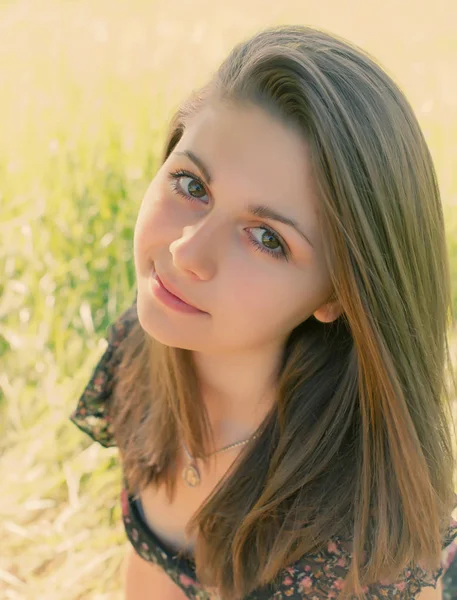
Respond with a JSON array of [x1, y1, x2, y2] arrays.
[[175, 102, 320, 220]]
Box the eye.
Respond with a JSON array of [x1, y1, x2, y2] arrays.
[[167, 168, 290, 262], [167, 169, 209, 204], [246, 227, 290, 262]]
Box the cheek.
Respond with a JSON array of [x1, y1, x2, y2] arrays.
[[240, 269, 321, 336], [221, 269, 303, 329], [134, 187, 178, 249], [216, 284, 298, 350]]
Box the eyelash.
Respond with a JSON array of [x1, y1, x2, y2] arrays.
[[167, 169, 290, 262]]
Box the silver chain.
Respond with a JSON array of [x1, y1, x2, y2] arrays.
[[182, 434, 258, 461], [181, 433, 258, 487]]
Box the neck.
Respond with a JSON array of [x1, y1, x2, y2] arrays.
[[191, 344, 281, 431]]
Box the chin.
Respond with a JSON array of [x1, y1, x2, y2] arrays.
[[135, 294, 204, 351]]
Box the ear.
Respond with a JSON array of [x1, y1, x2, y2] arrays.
[[313, 300, 343, 324]]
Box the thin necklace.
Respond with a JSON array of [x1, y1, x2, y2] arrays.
[[181, 434, 258, 487]]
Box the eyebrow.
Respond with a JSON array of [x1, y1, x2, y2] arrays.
[[173, 149, 314, 248]]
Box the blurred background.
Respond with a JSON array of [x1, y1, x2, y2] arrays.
[[1, 0, 457, 598]]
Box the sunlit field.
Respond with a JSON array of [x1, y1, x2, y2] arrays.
[[1, 1, 457, 598]]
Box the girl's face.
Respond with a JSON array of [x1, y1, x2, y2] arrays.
[[134, 102, 341, 354]]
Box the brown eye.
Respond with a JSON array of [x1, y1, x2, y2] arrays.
[[186, 178, 206, 199], [246, 226, 289, 261], [261, 231, 281, 250], [168, 170, 209, 204]]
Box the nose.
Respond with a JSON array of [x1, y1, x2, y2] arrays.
[[169, 219, 223, 281]]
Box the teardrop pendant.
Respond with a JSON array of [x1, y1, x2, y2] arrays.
[[182, 463, 201, 487]]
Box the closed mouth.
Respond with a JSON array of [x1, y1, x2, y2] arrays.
[[152, 266, 206, 312]]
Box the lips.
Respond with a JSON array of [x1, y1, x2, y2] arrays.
[[153, 267, 204, 312]]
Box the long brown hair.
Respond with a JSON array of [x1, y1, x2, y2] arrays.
[[110, 24, 457, 599]]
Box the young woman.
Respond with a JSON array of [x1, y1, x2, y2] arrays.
[[71, 24, 457, 599]]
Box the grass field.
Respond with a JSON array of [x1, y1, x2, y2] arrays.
[[1, 1, 457, 598]]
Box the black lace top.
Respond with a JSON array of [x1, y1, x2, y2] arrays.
[[70, 300, 457, 599]]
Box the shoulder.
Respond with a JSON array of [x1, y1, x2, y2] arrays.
[[413, 576, 442, 600], [69, 296, 139, 447], [106, 297, 138, 348]]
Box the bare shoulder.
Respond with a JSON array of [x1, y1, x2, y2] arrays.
[[122, 546, 188, 600], [414, 575, 443, 600]]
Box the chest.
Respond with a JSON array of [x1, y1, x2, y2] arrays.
[[138, 445, 239, 555]]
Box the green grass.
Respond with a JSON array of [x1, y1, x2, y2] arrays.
[[1, 1, 457, 598]]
